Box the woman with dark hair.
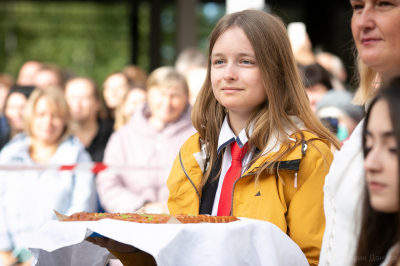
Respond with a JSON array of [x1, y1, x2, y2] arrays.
[[354, 78, 400, 266], [0, 86, 34, 151], [102, 72, 130, 121]]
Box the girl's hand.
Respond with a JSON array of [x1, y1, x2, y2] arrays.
[[86, 237, 139, 253]]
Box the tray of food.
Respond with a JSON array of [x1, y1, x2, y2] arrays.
[[29, 210, 308, 266], [63, 212, 239, 223]]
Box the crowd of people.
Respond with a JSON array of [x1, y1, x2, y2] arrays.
[[1, 1, 400, 265]]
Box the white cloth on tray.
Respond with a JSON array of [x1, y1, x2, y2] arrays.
[[29, 218, 308, 266]]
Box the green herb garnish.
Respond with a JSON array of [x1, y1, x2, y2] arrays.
[[140, 214, 154, 218]]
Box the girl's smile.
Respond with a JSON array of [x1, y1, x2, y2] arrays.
[[368, 180, 387, 191], [221, 87, 244, 94]]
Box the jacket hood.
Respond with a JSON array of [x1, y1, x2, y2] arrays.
[[127, 102, 193, 137]]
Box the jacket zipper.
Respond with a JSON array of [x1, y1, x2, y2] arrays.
[[179, 150, 201, 206], [229, 171, 255, 215]]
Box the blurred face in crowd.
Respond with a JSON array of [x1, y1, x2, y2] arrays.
[[364, 99, 399, 213], [65, 79, 100, 123], [103, 73, 129, 109], [5, 92, 28, 133], [351, 0, 400, 78], [31, 97, 65, 145], [17, 61, 42, 86], [147, 83, 188, 124], [122, 88, 146, 120], [33, 69, 62, 89], [0, 84, 11, 114], [305, 84, 329, 112]]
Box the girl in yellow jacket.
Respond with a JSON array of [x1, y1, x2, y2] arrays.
[[88, 10, 340, 266]]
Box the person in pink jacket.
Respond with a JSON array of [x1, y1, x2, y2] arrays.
[[96, 67, 196, 215]]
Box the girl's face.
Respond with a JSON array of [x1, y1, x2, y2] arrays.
[[31, 97, 65, 145], [5, 92, 28, 132], [211, 26, 266, 117], [364, 99, 399, 213], [122, 88, 147, 120], [103, 74, 129, 109], [351, 0, 400, 77]]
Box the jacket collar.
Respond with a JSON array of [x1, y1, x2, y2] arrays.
[[217, 115, 253, 154], [217, 115, 306, 157]]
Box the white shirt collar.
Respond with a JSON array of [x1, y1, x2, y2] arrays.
[[217, 115, 306, 155], [217, 115, 253, 154]]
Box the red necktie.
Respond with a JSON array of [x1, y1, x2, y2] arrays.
[[217, 142, 247, 216]]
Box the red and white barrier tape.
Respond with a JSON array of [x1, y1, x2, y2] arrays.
[[0, 163, 166, 173]]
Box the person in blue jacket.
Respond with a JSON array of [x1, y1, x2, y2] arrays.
[[0, 87, 97, 266]]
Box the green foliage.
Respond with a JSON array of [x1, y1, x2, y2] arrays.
[[137, 1, 150, 73], [0, 1, 131, 86], [196, 3, 225, 53], [0, 1, 226, 86]]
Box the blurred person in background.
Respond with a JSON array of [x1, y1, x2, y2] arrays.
[[301, 63, 333, 112], [316, 52, 348, 91], [0, 87, 96, 266], [175, 47, 207, 75], [290, 26, 347, 91], [0, 74, 14, 112], [102, 72, 130, 121], [97, 66, 195, 216], [320, 1, 400, 265], [0, 74, 14, 149], [123, 65, 147, 86], [0, 86, 34, 151], [65, 77, 114, 162], [175, 47, 208, 106], [186, 67, 207, 106], [316, 90, 364, 144], [113, 83, 147, 130], [33, 64, 65, 91], [316, 52, 348, 83], [16, 61, 42, 87]]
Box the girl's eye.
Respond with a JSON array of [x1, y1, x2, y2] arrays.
[[364, 146, 372, 155], [378, 1, 392, 7], [351, 3, 364, 11], [214, 59, 224, 65], [242, 60, 253, 65], [389, 147, 398, 154]]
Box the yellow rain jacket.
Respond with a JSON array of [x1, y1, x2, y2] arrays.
[[110, 131, 333, 266]]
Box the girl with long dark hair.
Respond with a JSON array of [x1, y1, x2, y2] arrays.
[[355, 78, 400, 266]]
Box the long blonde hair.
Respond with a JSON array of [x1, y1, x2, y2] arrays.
[[352, 57, 379, 106], [192, 10, 341, 188]]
